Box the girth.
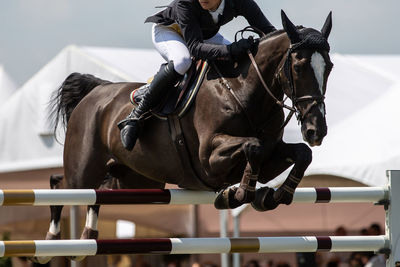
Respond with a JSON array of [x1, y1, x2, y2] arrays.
[[168, 114, 215, 190]]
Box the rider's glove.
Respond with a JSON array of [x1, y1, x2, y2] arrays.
[[228, 37, 257, 61]]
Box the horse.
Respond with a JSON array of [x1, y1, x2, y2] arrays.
[[34, 10, 333, 263]]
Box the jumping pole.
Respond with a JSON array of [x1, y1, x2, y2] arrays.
[[0, 187, 387, 206], [0, 171, 398, 267], [0, 236, 388, 257]]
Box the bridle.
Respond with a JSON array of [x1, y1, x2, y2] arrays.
[[247, 43, 326, 129], [213, 27, 328, 135], [281, 43, 326, 121]]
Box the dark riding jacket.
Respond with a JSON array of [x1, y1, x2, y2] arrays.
[[145, 0, 276, 60]]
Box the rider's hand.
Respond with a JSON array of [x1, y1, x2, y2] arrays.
[[228, 37, 257, 61]]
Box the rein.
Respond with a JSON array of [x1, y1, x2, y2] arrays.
[[247, 50, 296, 129]]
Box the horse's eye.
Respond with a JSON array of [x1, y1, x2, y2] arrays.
[[295, 51, 304, 59], [294, 64, 302, 73]]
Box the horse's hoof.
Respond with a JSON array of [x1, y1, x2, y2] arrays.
[[273, 188, 294, 205], [29, 231, 61, 263], [214, 187, 242, 209], [46, 231, 61, 240], [30, 256, 52, 264], [80, 227, 99, 239], [251, 186, 279, 211], [234, 187, 256, 203]]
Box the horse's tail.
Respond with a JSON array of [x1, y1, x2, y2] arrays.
[[50, 72, 110, 135]]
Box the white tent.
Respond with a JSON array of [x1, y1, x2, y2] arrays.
[[0, 65, 17, 106]]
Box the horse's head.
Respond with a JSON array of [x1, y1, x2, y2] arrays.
[[279, 10, 333, 146]]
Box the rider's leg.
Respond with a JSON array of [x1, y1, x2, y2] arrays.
[[118, 24, 192, 150], [118, 61, 182, 150], [152, 24, 192, 75]]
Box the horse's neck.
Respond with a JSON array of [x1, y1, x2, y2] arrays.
[[252, 33, 289, 93], [238, 34, 290, 121]]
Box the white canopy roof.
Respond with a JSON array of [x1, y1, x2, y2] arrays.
[[0, 65, 17, 106], [0, 46, 398, 187]]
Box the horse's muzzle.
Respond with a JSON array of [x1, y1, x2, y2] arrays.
[[301, 119, 327, 147]]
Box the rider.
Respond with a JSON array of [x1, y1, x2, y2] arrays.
[[118, 0, 276, 150]]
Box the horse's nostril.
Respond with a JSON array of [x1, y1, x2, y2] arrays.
[[306, 129, 316, 140]]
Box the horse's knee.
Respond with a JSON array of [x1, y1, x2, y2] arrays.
[[295, 143, 312, 169], [242, 138, 264, 165]]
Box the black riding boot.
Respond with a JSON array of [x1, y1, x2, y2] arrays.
[[118, 61, 181, 150]]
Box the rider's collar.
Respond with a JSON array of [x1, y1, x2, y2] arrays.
[[209, 0, 225, 24]]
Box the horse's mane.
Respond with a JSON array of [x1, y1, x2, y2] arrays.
[[259, 26, 305, 43], [259, 29, 286, 42]]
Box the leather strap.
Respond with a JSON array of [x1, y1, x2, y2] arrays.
[[168, 114, 213, 190], [247, 50, 294, 111], [247, 50, 297, 130]]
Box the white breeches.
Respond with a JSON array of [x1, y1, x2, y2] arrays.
[[152, 23, 231, 75]]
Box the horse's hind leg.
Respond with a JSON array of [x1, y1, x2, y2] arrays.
[[79, 174, 121, 240], [46, 174, 64, 240], [79, 162, 165, 240], [31, 174, 64, 264], [61, 136, 110, 261], [81, 205, 100, 239], [252, 141, 312, 211], [69, 205, 101, 262]]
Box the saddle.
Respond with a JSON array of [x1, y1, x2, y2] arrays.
[[130, 59, 208, 119]]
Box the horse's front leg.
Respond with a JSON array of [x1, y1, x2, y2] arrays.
[[273, 142, 312, 205], [252, 141, 312, 211], [209, 134, 266, 209]]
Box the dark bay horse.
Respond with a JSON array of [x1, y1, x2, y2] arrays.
[[35, 10, 333, 263]]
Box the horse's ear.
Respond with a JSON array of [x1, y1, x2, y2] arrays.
[[281, 10, 300, 44], [321, 11, 332, 40]]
